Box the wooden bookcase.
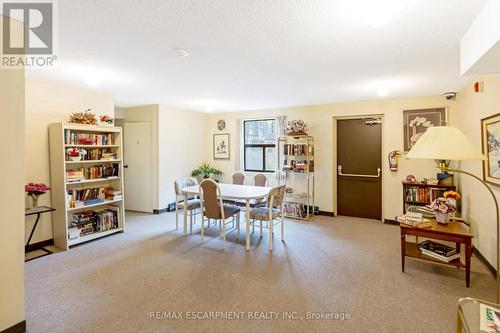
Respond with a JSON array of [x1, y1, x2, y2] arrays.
[[278, 134, 315, 220], [49, 123, 125, 250], [402, 181, 456, 213]]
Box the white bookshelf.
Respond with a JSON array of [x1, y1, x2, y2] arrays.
[[49, 123, 125, 250]]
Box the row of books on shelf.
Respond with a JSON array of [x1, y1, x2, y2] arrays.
[[68, 207, 120, 240], [66, 164, 119, 182], [419, 240, 460, 263], [283, 160, 314, 172], [65, 148, 117, 161], [404, 186, 447, 204], [67, 187, 123, 208], [283, 144, 312, 156], [65, 130, 115, 145]]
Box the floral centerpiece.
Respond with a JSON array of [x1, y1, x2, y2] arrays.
[[66, 148, 87, 161], [191, 163, 222, 182], [25, 183, 50, 208], [286, 120, 308, 135], [69, 109, 97, 125], [430, 197, 456, 224], [99, 115, 114, 126]]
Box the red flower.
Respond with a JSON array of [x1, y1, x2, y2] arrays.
[[25, 183, 50, 195]]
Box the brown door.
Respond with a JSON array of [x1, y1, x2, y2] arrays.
[[336, 118, 382, 220]]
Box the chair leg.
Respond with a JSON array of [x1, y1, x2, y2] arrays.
[[269, 218, 273, 251], [201, 214, 204, 240], [281, 216, 284, 241], [237, 213, 240, 239], [222, 219, 226, 249], [252, 220, 255, 234], [260, 220, 263, 237], [175, 201, 179, 230], [208, 218, 210, 228], [190, 210, 193, 234]]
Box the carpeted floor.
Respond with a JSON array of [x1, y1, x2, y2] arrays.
[[25, 212, 495, 332]]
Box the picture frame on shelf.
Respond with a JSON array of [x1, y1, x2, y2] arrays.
[[213, 133, 230, 160], [481, 113, 500, 186], [403, 107, 447, 152]]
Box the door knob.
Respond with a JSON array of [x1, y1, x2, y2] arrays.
[[124, 165, 129, 169]]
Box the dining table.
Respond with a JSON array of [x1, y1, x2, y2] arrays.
[[181, 183, 272, 250]]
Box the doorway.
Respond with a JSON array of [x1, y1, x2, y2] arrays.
[[335, 117, 382, 220], [123, 122, 153, 213]]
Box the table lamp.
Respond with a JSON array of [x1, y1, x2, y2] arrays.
[[406, 126, 499, 302]]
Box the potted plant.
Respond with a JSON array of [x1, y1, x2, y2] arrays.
[[25, 183, 50, 208], [66, 148, 87, 161], [430, 197, 456, 224], [443, 190, 461, 210], [286, 119, 308, 135], [191, 163, 223, 183]]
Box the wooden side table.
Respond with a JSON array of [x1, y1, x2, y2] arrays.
[[400, 219, 473, 287], [25, 206, 55, 262]]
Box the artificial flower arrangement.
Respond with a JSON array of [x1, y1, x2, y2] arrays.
[[443, 190, 461, 199], [287, 119, 308, 135], [66, 147, 87, 161], [25, 183, 50, 208], [430, 197, 456, 224], [69, 109, 97, 125], [99, 115, 114, 126]]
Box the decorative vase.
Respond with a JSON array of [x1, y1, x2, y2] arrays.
[[30, 194, 40, 208], [70, 155, 82, 162], [435, 212, 450, 224]]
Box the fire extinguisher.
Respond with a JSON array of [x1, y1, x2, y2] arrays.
[[388, 150, 401, 171]]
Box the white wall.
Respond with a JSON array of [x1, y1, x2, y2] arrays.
[[158, 105, 209, 207], [0, 16, 25, 331], [206, 95, 456, 219], [117, 104, 208, 210], [454, 73, 500, 269], [25, 79, 115, 243]]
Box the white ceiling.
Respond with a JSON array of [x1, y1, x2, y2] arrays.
[[27, 0, 486, 112]]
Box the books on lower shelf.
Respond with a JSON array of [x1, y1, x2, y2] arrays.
[[419, 240, 460, 262], [66, 164, 119, 182], [480, 303, 500, 333], [68, 207, 120, 240]]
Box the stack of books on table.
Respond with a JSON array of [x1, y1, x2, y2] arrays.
[[397, 212, 433, 228], [480, 303, 500, 333], [419, 240, 460, 262]]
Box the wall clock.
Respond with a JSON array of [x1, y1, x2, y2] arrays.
[[217, 120, 226, 131]]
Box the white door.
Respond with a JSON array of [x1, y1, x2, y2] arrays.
[[124, 122, 153, 212]]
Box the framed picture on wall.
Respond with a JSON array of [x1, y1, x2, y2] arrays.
[[481, 113, 500, 186], [403, 107, 447, 152], [213, 133, 230, 159]]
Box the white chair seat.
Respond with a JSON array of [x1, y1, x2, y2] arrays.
[[250, 207, 281, 220], [177, 198, 201, 210]]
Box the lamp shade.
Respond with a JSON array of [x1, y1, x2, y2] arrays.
[[406, 126, 485, 161]]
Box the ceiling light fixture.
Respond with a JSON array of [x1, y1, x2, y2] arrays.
[[85, 75, 100, 87], [174, 48, 189, 58], [377, 84, 389, 97]]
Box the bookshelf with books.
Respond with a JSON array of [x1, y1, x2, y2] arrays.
[[402, 181, 456, 214], [49, 123, 125, 250], [278, 134, 315, 220]]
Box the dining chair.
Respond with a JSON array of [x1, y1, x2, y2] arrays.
[[174, 177, 201, 232], [199, 179, 241, 248], [254, 173, 267, 186], [249, 185, 285, 251], [232, 172, 245, 185]]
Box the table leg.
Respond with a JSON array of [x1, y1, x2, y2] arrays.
[[401, 233, 406, 273], [200, 200, 204, 240], [465, 242, 471, 287], [183, 193, 188, 236], [456, 242, 460, 253], [245, 200, 250, 251], [26, 213, 41, 250]]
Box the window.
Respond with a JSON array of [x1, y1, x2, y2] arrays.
[[243, 119, 276, 172]]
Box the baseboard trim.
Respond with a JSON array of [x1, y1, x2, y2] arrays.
[[153, 208, 168, 215], [25, 239, 53, 252], [473, 246, 497, 278], [384, 219, 399, 225], [1, 321, 26, 333], [317, 210, 334, 217]]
